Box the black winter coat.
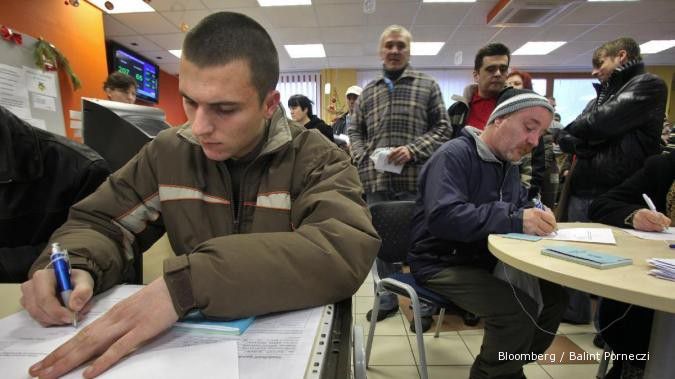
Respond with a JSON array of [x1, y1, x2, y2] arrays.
[[304, 116, 335, 143], [0, 106, 110, 282], [559, 61, 667, 198]]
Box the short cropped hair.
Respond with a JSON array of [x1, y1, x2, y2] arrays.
[[592, 37, 641, 67], [183, 12, 279, 103], [507, 70, 533, 90], [474, 43, 511, 71], [379, 25, 412, 47], [288, 95, 314, 117], [103, 72, 137, 91]]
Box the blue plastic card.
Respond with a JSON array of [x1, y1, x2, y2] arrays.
[[501, 233, 543, 242]]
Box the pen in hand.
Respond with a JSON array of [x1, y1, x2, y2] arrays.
[[642, 193, 668, 232], [50, 243, 78, 327], [532, 197, 557, 235]]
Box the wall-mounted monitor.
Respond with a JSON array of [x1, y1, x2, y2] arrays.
[[107, 41, 159, 104]]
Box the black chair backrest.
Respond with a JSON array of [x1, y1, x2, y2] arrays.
[[368, 201, 416, 264]]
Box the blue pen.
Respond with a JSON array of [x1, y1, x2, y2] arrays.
[[532, 197, 557, 235], [50, 243, 77, 327], [532, 197, 545, 210]]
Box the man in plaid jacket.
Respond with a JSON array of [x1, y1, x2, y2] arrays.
[[349, 24, 452, 333]]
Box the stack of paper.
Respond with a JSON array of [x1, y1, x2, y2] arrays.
[[647, 258, 675, 281]]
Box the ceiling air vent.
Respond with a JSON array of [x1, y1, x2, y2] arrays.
[[487, 0, 579, 27]]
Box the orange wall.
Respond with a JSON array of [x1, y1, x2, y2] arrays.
[[0, 0, 107, 140], [0, 0, 186, 138], [157, 70, 186, 126]]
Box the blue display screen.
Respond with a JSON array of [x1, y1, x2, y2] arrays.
[[114, 49, 158, 103]]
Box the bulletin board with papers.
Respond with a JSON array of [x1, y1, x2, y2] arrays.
[[0, 31, 65, 136]]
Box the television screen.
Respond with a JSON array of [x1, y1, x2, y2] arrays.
[[107, 42, 159, 104]]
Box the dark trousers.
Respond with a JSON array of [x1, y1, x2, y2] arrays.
[[425, 266, 568, 379], [599, 299, 653, 370]]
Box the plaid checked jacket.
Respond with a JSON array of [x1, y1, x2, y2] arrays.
[[348, 67, 452, 193]]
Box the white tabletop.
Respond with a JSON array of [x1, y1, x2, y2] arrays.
[[488, 222, 675, 314]]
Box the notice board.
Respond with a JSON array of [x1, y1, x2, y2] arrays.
[[0, 32, 66, 136]]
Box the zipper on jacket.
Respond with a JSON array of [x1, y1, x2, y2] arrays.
[[217, 162, 239, 234], [498, 161, 510, 202]]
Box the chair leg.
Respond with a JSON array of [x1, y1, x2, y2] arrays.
[[596, 344, 612, 379], [434, 308, 445, 338], [408, 291, 429, 379], [365, 282, 383, 367]]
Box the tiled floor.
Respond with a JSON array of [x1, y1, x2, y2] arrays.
[[353, 275, 611, 379]]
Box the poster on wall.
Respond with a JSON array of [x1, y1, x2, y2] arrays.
[[0, 62, 31, 119]]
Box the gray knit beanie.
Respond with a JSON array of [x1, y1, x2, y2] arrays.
[[486, 88, 554, 126]]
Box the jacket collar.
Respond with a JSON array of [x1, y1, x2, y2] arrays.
[[176, 105, 293, 159], [0, 114, 43, 183], [374, 65, 417, 84], [462, 126, 519, 166], [594, 59, 644, 94]]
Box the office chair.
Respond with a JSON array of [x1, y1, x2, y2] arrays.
[[365, 200, 462, 379]]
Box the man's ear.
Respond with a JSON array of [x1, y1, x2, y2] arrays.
[[617, 49, 628, 64], [262, 90, 281, 119], [472, 70, 479, 83]]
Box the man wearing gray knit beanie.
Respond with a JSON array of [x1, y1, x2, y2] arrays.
[[408, 87, 567, 379]]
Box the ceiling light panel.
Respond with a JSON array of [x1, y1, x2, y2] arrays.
[[257, 0, 312, 6], [640, 40, 675, 54], [284, 44, 326, 58], [411, 42, 445, 56], [513, 41, 566, 55]]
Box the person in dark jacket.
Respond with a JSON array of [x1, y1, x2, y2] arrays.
[[557, 37, 667, 325], [0, 105, 110, 282], [288, 94, 335, 143], [331, 85, 362, 136], [506, 69, 548, 203], [409, 88, 567, 379], [588, 151, 673, 379]]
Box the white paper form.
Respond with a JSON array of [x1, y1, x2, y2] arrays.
[[0, 285, 239, 379], [369, 147, 404, 174], [24, 66, 58, 98], [238, 306, 323, 379], [623, 227, 675, 241], [543, 228, 616, 244], [0, 63, 30, 119]]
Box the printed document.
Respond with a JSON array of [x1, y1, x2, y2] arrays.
[[0, 284, 327, 379], [0, 285, 239, 379], [622, 227, 675, 241], [543, 228, 616, 244]]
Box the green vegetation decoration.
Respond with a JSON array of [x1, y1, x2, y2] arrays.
[[34, 37, 81, 90]]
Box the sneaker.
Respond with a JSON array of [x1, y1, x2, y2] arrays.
[[463, 311, 480, 326], [593, 334, 606, 349], [410, 315, 433, 333], [366, 307, 398, 322]]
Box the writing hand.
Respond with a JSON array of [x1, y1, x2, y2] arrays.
[[28, 277, 179, 379], [633, 209, 671, 232], [21, 268, 94, 326], [523, 208, 557, 236]]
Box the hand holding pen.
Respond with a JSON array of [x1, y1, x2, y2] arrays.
[[635, 193, 671, 232], [50, 243, 78, 327], [20, 249, 94, 327], [523, 197, 557, 236]]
